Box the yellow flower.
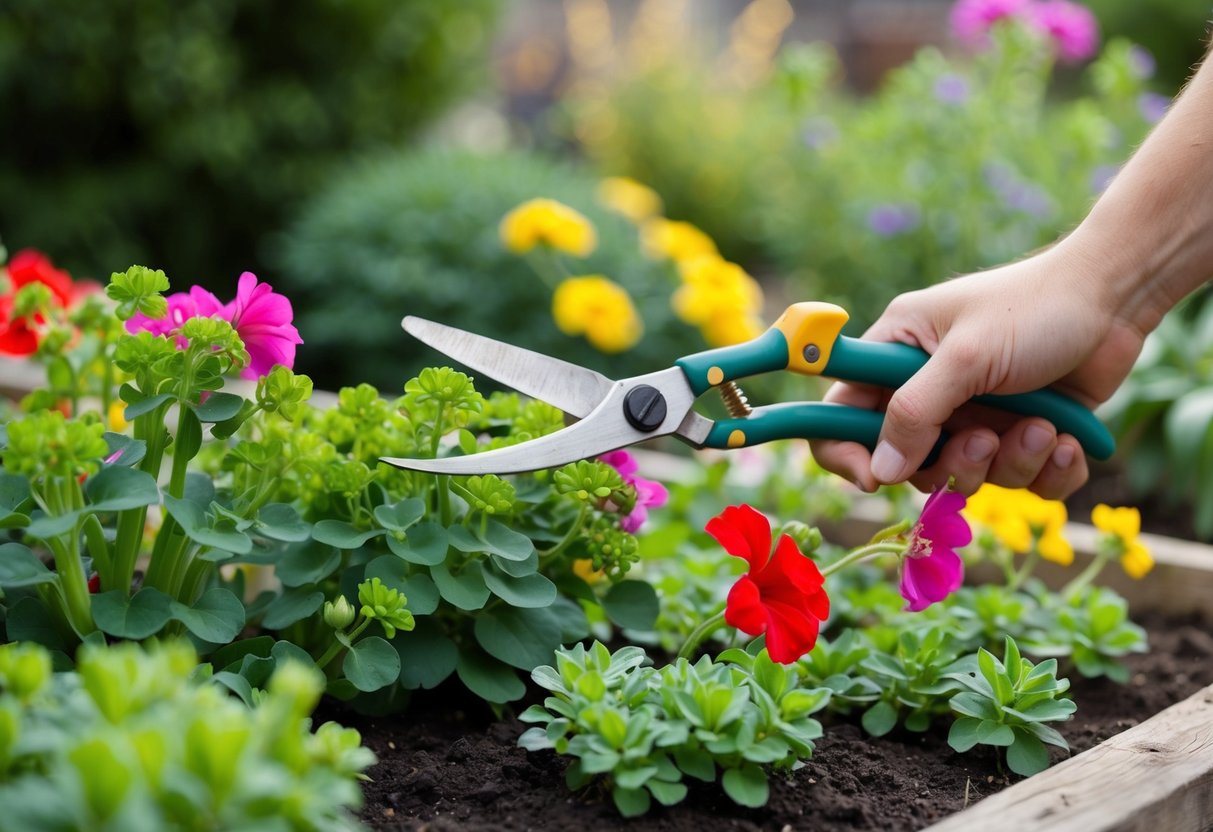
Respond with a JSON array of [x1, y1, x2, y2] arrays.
[[1092, 504, 1153, 579], [500, 198, 597, 257], [572, 558, 607, 585], [640, 218, 718, 263], [552, 275, 643, 354], [671, 255, 763, 326], [964, 484, 1073, 565], [597, 177, 663, 223], [107, 400, 128, 432], [701, 312, 765, 347]]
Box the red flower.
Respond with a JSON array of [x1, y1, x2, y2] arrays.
[[706, 504, 830, 664], [6, 249, 74, 307], [0, 294, 40, 355]]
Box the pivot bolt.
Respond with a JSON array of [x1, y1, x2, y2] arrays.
[[803, 343, 821, 363], [623, 385, 667, 432]]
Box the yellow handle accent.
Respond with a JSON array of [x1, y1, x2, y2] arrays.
[[772, 302, 850, 376]]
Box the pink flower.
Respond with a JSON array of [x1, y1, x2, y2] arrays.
[[599, 450, 669, 533], [949, 0, 1034, 49], [900, 489, 972, 612], [1027, 0, 1099, 63], [126, 286, 224, 348], [224, 272, 303, 380]]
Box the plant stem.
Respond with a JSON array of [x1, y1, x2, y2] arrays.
[[110, 401, 172, 593], [316, 618, 371, 670], [677, 610, 727, 661], [1060, 550, 1113, 599], [539, 504, 589, 563], [820, 541, 907, 577], [1007, 550, 1039, 592]]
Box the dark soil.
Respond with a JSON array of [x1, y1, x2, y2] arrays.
[[332, 611, 1213, 832]]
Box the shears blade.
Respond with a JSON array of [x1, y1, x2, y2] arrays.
[[381, 367, 710, 474], [402, 316, 614, 420]]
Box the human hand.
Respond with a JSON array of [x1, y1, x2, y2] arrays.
[[810, 248, 1147, 498]]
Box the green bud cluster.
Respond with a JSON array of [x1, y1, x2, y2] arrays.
[[0, 644, 52, 704], [105, 265, 170, 321], [12, 282, 51, 318], [3, 409, 109, 480], [257, 366, 314, 421], [554, 460, 628, 505], [581, 514, 640, 579], [357, 577, 415, 639], [323, 596, 357, 630], [462, 474, 516, 516]]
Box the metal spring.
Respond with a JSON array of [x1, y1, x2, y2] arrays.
[[718, 381, 752, 419]]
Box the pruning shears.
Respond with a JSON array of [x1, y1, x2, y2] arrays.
[[380, 302, 1114, 475]]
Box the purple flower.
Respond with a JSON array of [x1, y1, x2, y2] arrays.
[[950, 0, 1034, 50], [866, 203, 921, 237], [900, 489, 972, 612], [1089, 164, 1118, 194], [1128, 45, 1156, 80], [599, 450, 669, 533], [934, 74, 971, 106], [800, 116, 838, 150], [1027, 0, 1100, 64], [1138, 92, 1171, 124], [224, 272, 304, 380], [126, 286, 225, 349]]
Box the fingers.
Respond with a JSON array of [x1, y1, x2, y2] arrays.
[[870, 339, 982, 484], [810, 381, 887, 493], [1028, 436, 1089, 500], [986, 419, 1058, 488], [909, 427, 1000, 495]]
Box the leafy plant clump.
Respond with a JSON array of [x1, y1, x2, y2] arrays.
[[519, 642, 830, 816], [0, 640, 374, 831]]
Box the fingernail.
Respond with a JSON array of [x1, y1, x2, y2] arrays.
[[870, 441, 906, 483], [963, 435, 996, 463], [1052, 444, 1076, 469], [1023, 425, 1053, 454]]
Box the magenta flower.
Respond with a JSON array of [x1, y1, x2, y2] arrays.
[[599, 450, 669, 533], [949, 0, 1033, 50], [126, 286, 224, 348], [224, 272, 303, 380], [1027, 0, 1099, 64], [900, 489, 972, 612]]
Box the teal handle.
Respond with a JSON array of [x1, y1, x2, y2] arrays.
[[824, 337, 1115, 460], [676, 329, 789, 396], [704, 402, 947, 464]]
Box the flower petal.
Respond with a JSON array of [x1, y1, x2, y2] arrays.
[[724, 575, 767, 637], [705, 504, 771, 571], [900, 548, 964, 612], [762, 598, 823, 663]]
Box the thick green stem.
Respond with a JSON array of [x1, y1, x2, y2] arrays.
[[316, 618, 371, 670], [540, 504, 589, 563], [677, 610, 728, 661], [49, 528, 95, 637], [1007, 550, 1040, 592], [820, 541, 907, 578], [110, 401, 172, 593]]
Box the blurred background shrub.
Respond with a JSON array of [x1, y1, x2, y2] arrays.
[[0, 0, 498, 289], [272, 149, 703, 391]]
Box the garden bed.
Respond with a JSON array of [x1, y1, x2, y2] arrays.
[[341, 609, 1213, 832]]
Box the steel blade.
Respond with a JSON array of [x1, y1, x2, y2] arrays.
[[381, 367, 712, 474], [403, 316, 614, 419]]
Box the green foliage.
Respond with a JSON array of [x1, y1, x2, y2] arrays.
[[946, 636, 1076, 776], [519, 643, 830, 816], [0, 0, 499, 289], [356, 577, 414, 639], [1101, 295, 1213, 537], [857, 625, 966, 736], [273, 149, 704, 390], [0, 640, 373, 831], [1024, 586, 1148, 683], [105, 266, 170, 321], [1086, 0, 1210, 90]]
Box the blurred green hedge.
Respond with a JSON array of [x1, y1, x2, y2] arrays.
[[272, 149, 704, 392], [0, 0, 497, 289]]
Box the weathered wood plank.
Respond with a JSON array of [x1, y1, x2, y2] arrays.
[[924, 683, 1213, 832]]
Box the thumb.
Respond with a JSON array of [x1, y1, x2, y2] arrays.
[[869, 340, 982, 484]]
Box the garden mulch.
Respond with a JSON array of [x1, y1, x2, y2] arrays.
[[330, 610, 1213, 832]]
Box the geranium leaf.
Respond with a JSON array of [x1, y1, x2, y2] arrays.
[[312, 520, 385, 549], [473, 606, 562, 670], [101, 433, 146, 468], [477, 519, 534, 562], [862, 701, 898, 737], [162, 494, 253, 555], [721, 763, 769, 808], [602, 581, 659, 631], [430, 561, 490, 611], [548, 596, 591, 643], [1006, 730, 1050, 776], [5, 596, 68, 651], [254, 503, 313, 543], [483, 563, 557, 609], [372, 498, 425, 532], [260, 585, 326, 630], [363, 556, 439, 616], [386, 521, 447, 565], [455, 650, 525, 703], [85, 466, 161, 512], [343, 636, 400, 692], [275, 542, 341, 587], [123, 391, 174, 420], [191, 392, 245, 423], [396, 618, 459, 689], [169, 588, 246, 643], [0, 543, 55, 587], [92, 588, 173, 639]]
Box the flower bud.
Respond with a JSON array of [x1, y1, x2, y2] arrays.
[[323, 596, 356, 630]]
